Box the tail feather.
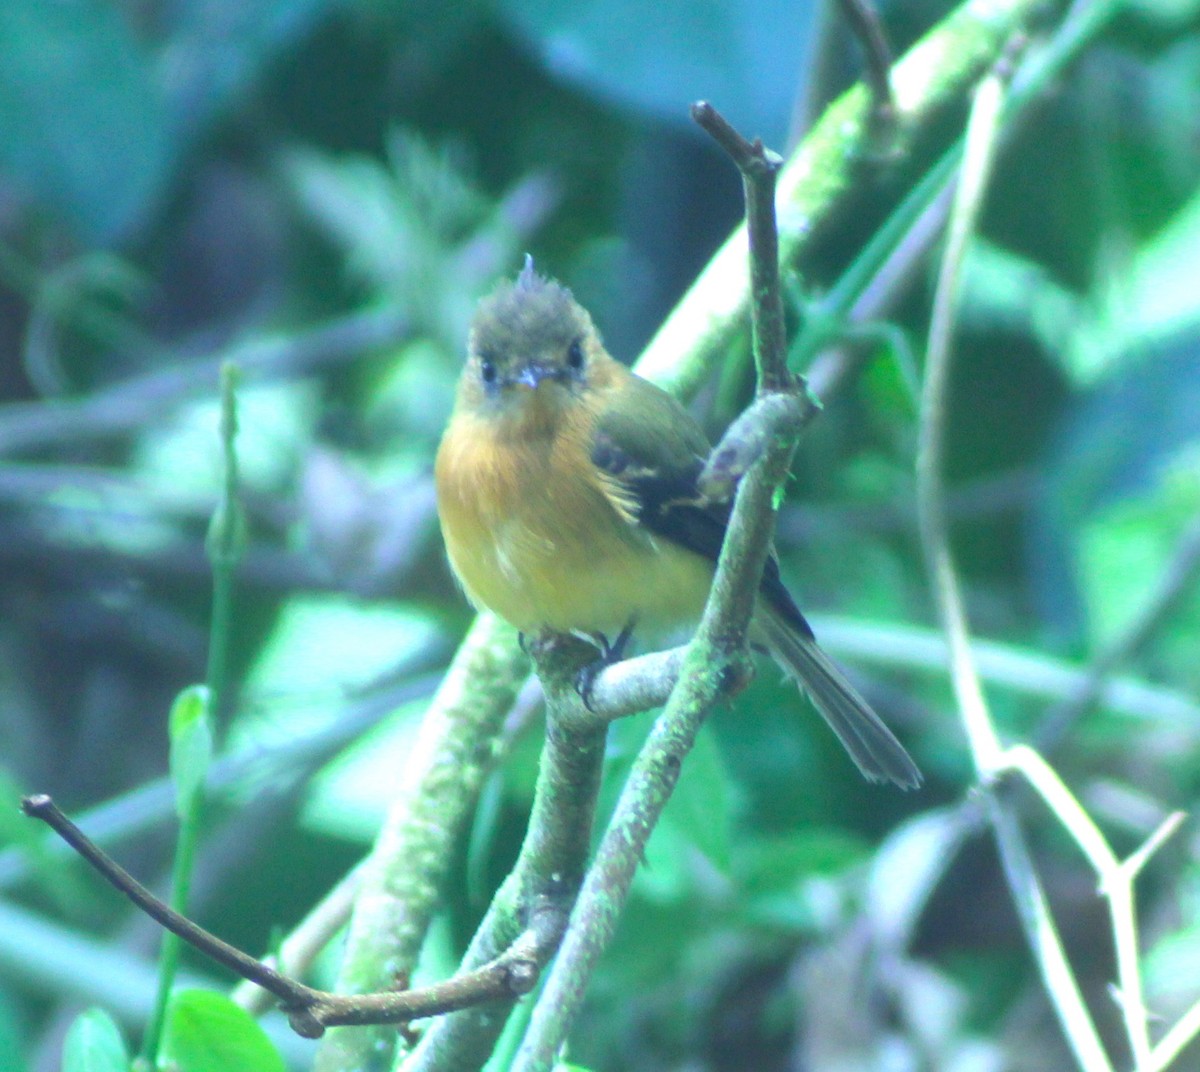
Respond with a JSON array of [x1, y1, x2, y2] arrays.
[[755, 606, 922, 790]]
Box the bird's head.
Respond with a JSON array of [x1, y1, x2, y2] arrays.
[[459, 258, 605, 429]]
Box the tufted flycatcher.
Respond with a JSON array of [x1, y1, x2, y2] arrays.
[[435, 260, 921, 789]]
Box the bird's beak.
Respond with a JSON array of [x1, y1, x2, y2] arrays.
[[512, 365, 561, 390]]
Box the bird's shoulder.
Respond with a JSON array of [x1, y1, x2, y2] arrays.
[[589, 365, 813, 638], [590, 367, 709, 486], [588, 368, 725, 555]]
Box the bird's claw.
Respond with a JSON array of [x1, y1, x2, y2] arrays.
[[573, 620, 636, 711]]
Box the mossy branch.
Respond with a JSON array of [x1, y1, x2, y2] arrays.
[[398, 636, 609, 1071], [314, 614, 529, 1070]]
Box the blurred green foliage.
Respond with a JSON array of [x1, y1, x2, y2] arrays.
[[160, 990, 285, 1072], [1, 0, 1200, 1070], [62, 1006, 129, 1072]]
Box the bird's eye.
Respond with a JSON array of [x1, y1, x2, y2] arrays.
[[479, 356, 498, 385], [566, 337, 585, 370]]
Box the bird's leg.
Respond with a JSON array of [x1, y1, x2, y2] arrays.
[[574, 619, 637, 711]]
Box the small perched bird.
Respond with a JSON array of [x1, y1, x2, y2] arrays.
[[435, 260, 921, 789]]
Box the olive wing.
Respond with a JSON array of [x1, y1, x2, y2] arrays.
[[592, 372, 813, 640]]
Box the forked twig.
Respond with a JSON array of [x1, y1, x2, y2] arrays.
[[21, 794, 555, 1039]]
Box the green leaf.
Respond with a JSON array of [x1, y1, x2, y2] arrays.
[[1123, 184, 1200, 336], [160, 990, 285, 1072], [1032, 335, 1200, 637], [0, 0, 169, 241], [660, 723, 731, 869], [62, 1008, 130, 1072], [1078, 445, 1200, 653], [300, 692, 430, 841], [738, 830, 869, 891], [240, 594, 438, 840], [1144, 919, 1200, 1009], [737, 830, 869, 931], [957, 241, 1081, 362], [1078, 186, 1200, 381], [168, 686, 214, 818], [243, 596, 438, 708]]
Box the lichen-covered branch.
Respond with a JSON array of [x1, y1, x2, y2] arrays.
[[315, 614, 529, 1072], [400, 636, 609, 1072]]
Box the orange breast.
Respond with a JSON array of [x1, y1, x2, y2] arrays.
[[434, 403, 712, 637]]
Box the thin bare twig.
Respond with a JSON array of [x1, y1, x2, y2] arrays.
[[21, 795, 552, 1040], [691, 101, 793, 397], [21, 796, 317, 1011], [233, 864, 364, 1015], [835, 0, 896, 125], [914, 56, 1115, 1072], [0, 666, 441, 892]]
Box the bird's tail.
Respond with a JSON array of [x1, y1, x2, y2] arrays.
[[755, 605, 922, 789]]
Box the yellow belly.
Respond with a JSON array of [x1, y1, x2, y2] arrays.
[[445, 516, 713, 636], [435, 411, 714, 638]]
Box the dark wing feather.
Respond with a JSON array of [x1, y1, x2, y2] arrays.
[[594, 370, 921, 789], [592, 374, 814, 641]]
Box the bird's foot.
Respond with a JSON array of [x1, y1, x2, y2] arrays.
[[574, 620, 636, 712]]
